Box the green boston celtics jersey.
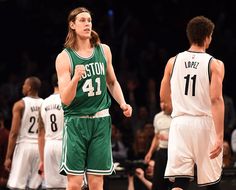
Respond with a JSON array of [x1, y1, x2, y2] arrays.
[[63, 44, 111, 116]]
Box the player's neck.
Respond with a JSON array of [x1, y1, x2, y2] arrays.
[[189, 45, 205, 53], [75, 39, 92, 51], [27, 93, 39, 98], [54, 87, 59, 94]]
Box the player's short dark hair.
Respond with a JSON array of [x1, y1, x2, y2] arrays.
[[28, 76, 41, 92], [186, 15, 215, 46]]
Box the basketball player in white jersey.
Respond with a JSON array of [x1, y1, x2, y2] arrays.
[[160, 16, 225, 190], [38, 73, 67, 189], [4, 76, 43, 189]]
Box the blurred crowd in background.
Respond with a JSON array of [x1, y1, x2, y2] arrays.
[[1, 0, 236, 186]]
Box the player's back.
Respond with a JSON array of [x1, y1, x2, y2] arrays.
[[17, 96, 43, 144], [171, 51, 213, 117], [40, 94, 64, 140]]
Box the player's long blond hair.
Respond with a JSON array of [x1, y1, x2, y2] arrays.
[[64, 7, 100, 49]]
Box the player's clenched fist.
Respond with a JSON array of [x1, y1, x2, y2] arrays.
[[120, 103, 132, 117], [74, 65, 86, 81]]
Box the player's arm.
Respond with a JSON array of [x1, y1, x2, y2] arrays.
[[55, 50, 85, 106], [4, 100, 24, 171], [103, 44, 132, 117], [38, 109, 45, 175], [145, 133, 159, 163], [209, 59, 225, 159], [160, 57, 174, 107]]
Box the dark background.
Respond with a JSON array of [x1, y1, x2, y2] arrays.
[[1, 0, 236, 189], [1, 0, 236, 99]]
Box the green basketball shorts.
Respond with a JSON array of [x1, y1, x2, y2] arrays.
[[60, 113, 114, 176]]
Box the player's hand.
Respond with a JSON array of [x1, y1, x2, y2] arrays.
[[38, 161, 44, 177], [4, 158, 12, 172], [209, 138, 223, 159], [120, 103, 132, 117], [74, 65, 86, 81], [144, 152, 152, 163]]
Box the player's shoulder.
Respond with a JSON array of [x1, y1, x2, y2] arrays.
[[169, 56, 176, 63], [56, 49, 70, 61], [42, 94, 57, 104], [215, 58, 224, 66], [211, 58, 224, 68], [100, 43, 111, 53], [13, 99, 24, 110], [42, 95, 51, 103], [99, 43, 111, 62], [210, 58, 225, 77], [165, 56, 176, 72], [55, 49, 71, 69], [40, 96, 51, 111], [100, 43, 110, 49]]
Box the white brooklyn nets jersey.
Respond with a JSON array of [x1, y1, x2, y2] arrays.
[[16, 96, 43, 144], [171, 51, 213, 117], [40, 93, 64, 140]]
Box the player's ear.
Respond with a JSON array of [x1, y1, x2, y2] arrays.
[[70, 21, 75, 30]]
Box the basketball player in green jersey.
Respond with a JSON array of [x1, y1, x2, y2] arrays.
[[55, 7, 132, 190]]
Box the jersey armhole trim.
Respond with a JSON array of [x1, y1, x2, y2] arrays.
[[208, 56, 213, 82], [64, 48, 74, 77], [170, 54, 178, 79]]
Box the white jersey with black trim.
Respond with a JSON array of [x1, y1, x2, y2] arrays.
[[171, 51, 213, 117], [16, 96, 43, 144], [40, 93, 64, 140]]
